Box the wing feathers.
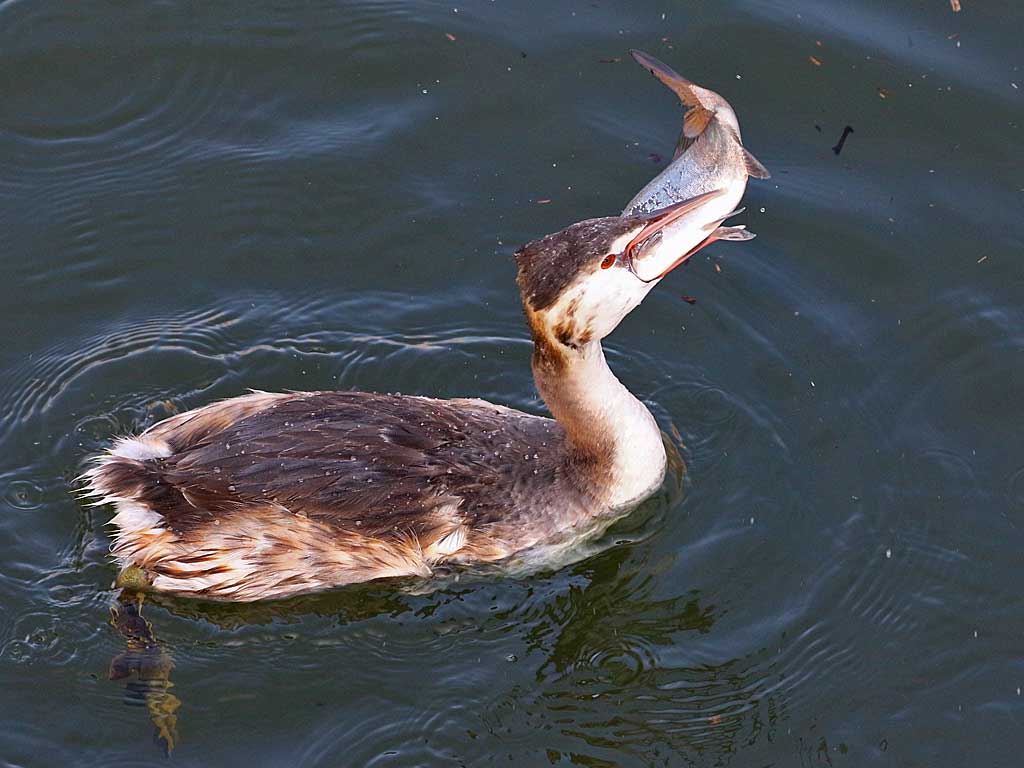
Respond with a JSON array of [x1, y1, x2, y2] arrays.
[[82, 390, 562, 599], [91, 391, 555, 538]]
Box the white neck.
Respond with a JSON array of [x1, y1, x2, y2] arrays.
[[533, 340, 667, 509]]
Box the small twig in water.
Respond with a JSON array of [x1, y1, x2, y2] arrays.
[[832, 125, 854, 155]]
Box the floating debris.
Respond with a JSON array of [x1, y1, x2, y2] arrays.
[[535, 199, 552, 205], [648, 152, 664, 163], [832, 125, 854, 155], [877, 87, 891, 99], [950, 0, 961, 11], [680, 295, 698, 305], [445, 32, 456, 42], [598, 57, 622, 64], [809, 55, 823, 67]]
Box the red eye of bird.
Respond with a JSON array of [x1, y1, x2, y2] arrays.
[[600, 253, 616, 269]]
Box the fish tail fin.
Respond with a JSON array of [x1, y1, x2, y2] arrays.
[[630, 49, 720, 141]]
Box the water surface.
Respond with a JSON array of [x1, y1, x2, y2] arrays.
[[1, 0, 1022, 765]]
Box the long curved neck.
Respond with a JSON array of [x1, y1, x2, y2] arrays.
[[532, 338, 667, 509]]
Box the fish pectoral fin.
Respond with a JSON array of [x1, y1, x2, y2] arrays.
[[710, 225, 756, 242], [743, 147, 771, 179], [683, 105, 715, 139], [674, 100, 722, 159], [673, 107, 715, 159], [706, 207, 747, 231], [677, 225, 755, 263], [629, 189, 726, 253], [673, 133, 697, 160]]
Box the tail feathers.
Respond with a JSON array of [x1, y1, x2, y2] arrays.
[[80, 455, 163, 508], [78, 433, 175, 504]]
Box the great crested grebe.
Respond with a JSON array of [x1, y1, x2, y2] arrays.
[[83, 53, 767, 602]]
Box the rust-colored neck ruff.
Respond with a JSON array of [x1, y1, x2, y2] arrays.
[[531, 333, 667, 509]]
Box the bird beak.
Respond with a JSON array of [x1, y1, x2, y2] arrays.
[[624, 190, 725, 282]]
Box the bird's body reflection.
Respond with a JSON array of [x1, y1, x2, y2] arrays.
[[108, 590, 179, 754]]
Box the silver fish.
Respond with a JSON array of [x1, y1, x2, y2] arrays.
[[621, 50, 769, 280]]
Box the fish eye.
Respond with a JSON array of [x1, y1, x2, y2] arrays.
[[600, 253, 616, 269]]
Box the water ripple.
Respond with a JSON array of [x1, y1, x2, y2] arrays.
[[4, 479, 43, 510], [0, 0, 1021, 763], [0, 291, 523, 452]]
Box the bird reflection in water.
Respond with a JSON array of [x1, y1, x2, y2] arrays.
[[503, 542, 785, 766], [107, 580, 179, 755], [104, 573, 418, 753]]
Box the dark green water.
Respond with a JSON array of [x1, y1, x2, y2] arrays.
[[2, 0, 1022, 765]]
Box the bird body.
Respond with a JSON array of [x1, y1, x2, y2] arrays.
[[83, 214, 684, 601], [86, 391, 613, 600], [81, 52, 768, 602]]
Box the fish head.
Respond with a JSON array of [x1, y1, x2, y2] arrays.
[[623, 190, 753, 283]]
